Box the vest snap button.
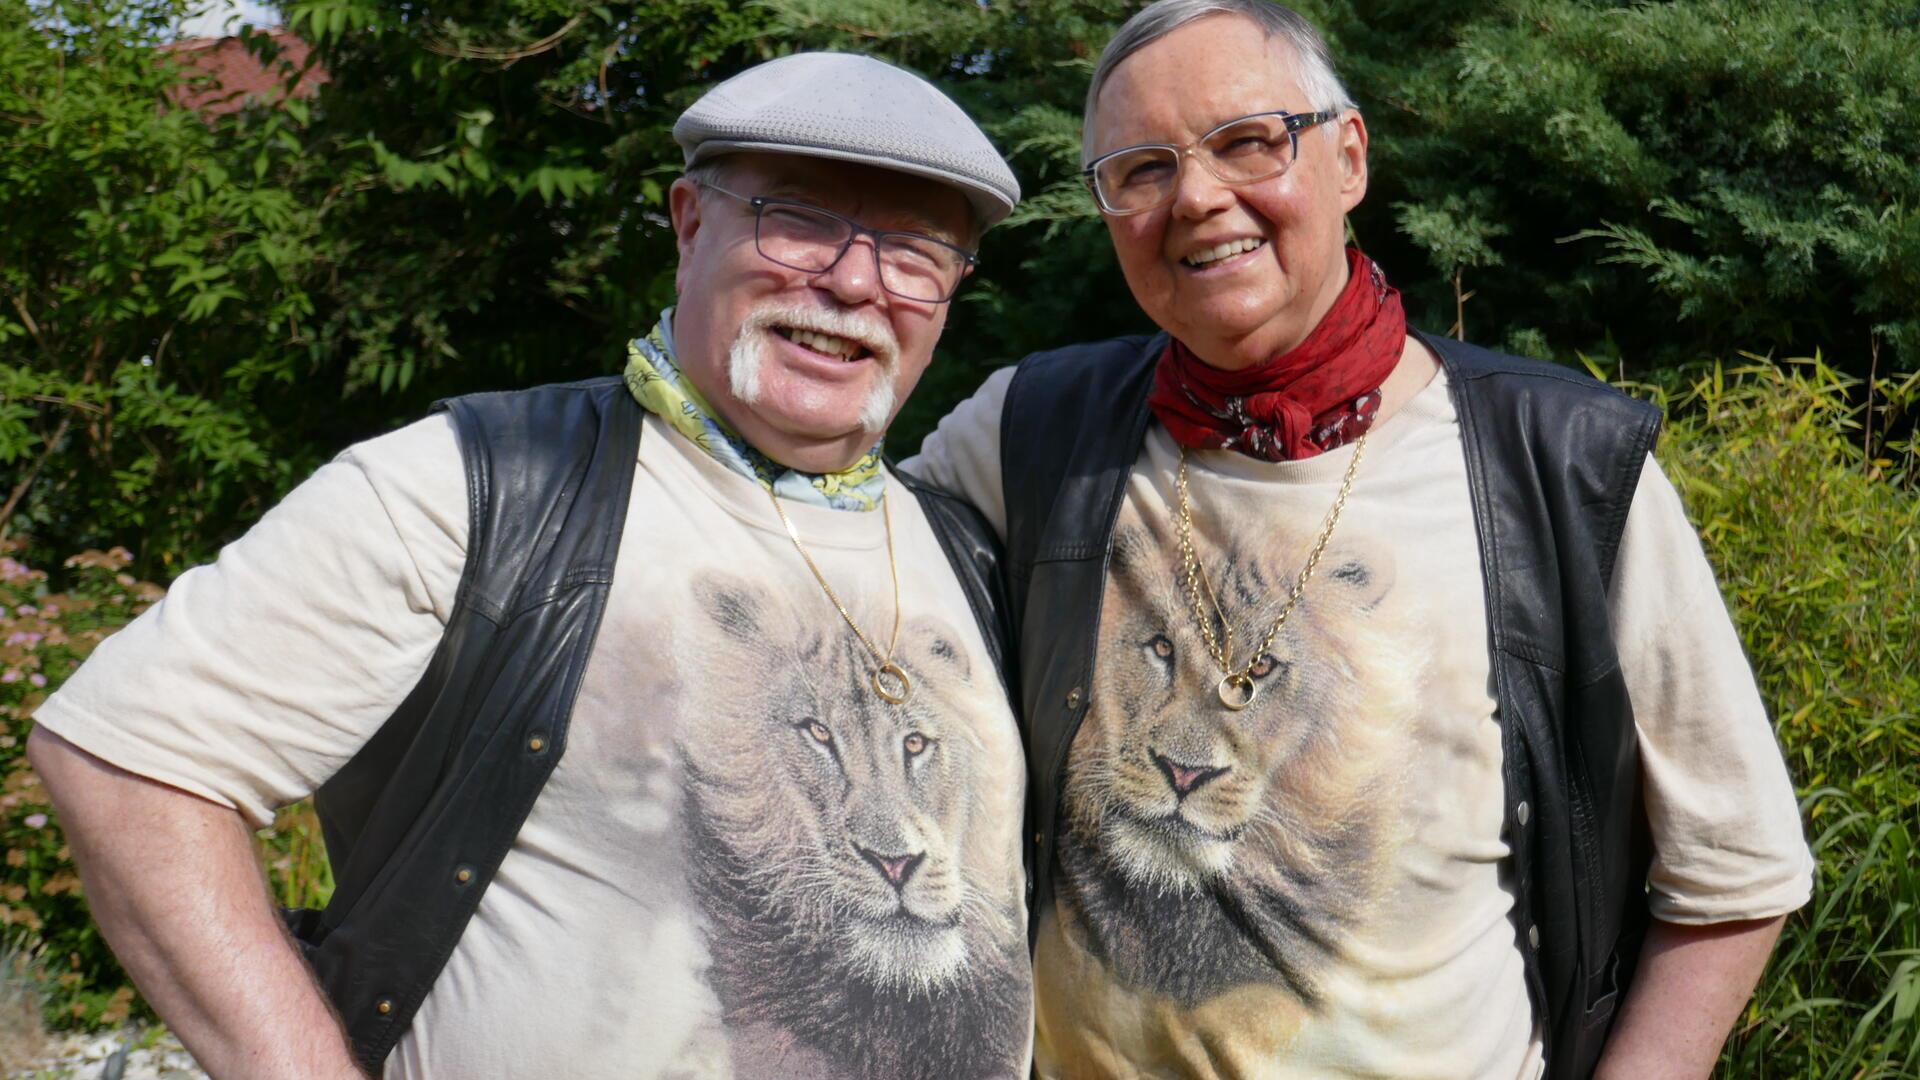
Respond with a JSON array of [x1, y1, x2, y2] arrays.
[[1528, 924, 1540, 949], [1033, 831, 1043, 846], [376, 998, 393, 1015], [1516, 801, 1530, 827], [455, 866, 473, 884], [1065, 687, 1082, 710], [527, 735, 546, 753]]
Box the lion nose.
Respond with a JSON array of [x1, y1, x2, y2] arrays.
[[1154, 752, 1228, 798], [857, 847, 924, 891]]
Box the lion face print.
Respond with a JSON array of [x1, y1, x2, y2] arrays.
[[1056, 510, 1422, 1010], [674, 573, 1028, 1080]]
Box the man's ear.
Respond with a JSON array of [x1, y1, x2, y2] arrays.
[[1336, 111, 1370, 213], [669, 176, 704, 296]]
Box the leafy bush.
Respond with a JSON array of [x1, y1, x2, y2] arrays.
[[0, 544, 331, 1029], [0, 0, 332, 582], [1342, 0, 1920, 380], [1646, 361, 1918, 1079]]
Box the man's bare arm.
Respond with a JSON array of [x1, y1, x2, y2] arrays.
[[1592, 914, 1787, 1080], [26, 728, 365, 1080]]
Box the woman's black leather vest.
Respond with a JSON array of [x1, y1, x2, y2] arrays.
[[283, 376, 1013, 1075], [997, 331, 1661, 1080]]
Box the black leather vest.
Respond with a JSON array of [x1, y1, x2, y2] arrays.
[[998, 332, 1660, 1080], [284, 376, 1013, 1075]]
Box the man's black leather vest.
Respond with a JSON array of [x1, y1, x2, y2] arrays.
[[999, 331, 1660, 1080], [283, 376, 1012, 1075]]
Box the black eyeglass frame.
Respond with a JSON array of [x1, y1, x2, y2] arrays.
[[696, 180, 980, 304], [1081, 109, 1343, 216]]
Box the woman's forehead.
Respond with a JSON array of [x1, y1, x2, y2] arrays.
[[1090, 20, 1312, 152]]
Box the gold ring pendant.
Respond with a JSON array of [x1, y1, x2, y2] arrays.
[[1217, 673, 1256, 712], [872, 662, 913, 705]]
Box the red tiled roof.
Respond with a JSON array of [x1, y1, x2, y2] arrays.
[[163, 30, 328, 116]]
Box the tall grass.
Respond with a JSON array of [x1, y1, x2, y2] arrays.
[[1644, 360, 1919, 1078]]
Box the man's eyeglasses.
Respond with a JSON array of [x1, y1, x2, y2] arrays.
[[1082, 110, 1341, 216], [697, 181, 978, 304]]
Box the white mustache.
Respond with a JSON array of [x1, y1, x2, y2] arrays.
[[743, 302, 901, 368], [725, 302, 902, 433]]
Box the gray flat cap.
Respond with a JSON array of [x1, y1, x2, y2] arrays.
[[675, 52, 1020, 228]]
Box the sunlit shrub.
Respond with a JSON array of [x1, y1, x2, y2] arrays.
[[1647, 361, 1918, 1079]]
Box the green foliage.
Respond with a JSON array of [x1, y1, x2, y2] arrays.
[[1647, 361, 1919, 1078], [7, 0, 1919, 568], [272, 0, 779, 412], [0, 544, 331, 1030], [0, 0, 327, 579], [1342, 0, 1920, 375], [758, 0, 1920, 449]]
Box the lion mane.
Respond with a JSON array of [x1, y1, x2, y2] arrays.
[[675, 573, 1027, 1080], [1056, 514, 1421, 1010]]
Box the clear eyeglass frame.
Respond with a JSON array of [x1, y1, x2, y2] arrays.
[[1082, 110, 1342, 216], [696, 181, 978, 304]]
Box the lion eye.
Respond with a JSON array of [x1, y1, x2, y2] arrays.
[[803, 719, 833, 744], [1249, 653, 1278, 679], [903, 732, 928, 756], [1148, 634, 1174, 660]]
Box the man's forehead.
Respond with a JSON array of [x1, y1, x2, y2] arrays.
[[730, 153, 971, 240]]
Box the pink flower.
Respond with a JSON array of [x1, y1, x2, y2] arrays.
[[28, 673, 46, 688], [23, 814, 47, 829], [14, 605, 35, 616], [5, 631, 41, 647], [0, 670, 17, 684]]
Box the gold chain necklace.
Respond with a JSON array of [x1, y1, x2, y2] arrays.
[[1174, 433, 1368, 712], [768, 490, 912, 705]]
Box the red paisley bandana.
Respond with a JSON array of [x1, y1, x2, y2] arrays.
[[1148, 247, 1406, 462]]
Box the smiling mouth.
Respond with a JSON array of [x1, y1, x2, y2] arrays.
[[1181, 237, 1267, 269], [771, 325, 873, 362]]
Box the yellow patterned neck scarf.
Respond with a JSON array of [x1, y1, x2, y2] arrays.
[[622, 310, 887, 512]]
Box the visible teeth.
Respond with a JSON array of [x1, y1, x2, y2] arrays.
[[785, 328, 861, 359], [1184, 237, 1265, 267]]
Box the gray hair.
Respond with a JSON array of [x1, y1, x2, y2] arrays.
[[1083, 0, 1357, 164]]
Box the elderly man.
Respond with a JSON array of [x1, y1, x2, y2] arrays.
[[29, 54, 1031, 1080], [905, 2, 1812, 1078]]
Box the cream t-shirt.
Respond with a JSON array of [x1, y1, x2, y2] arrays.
[[902, 364, 1812, 1080], [37, 411, 1034, 1080]]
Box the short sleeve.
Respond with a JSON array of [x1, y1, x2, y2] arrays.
[[30, 415, 468, 828], [897, 366, 1015, 540], [1609, 455, 1815, 923]]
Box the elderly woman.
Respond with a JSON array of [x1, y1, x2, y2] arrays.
[[903, 2, 1812, 1078]]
